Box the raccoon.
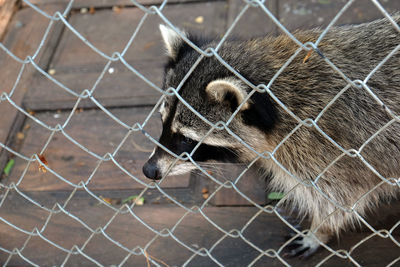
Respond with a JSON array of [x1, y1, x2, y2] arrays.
[[142, 15, 400, 257]]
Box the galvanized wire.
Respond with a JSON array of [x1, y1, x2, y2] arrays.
[[0, 0, 399, 266]]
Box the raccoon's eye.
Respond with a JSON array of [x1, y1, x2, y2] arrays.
[[182, 136, 194, 145]]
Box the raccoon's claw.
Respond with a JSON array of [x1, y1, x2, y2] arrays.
[[283, 234, 320, 259]]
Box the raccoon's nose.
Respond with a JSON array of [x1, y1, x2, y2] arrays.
[[142, 161, 162, 180]]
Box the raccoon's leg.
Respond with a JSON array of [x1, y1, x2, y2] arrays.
[[285, 218, 331, 258], [283, 190, 338, 258]]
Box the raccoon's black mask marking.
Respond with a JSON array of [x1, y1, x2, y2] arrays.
[[164, 133, 238, 163], [242, 92, 278, 133], [158, 96, 238, 163]]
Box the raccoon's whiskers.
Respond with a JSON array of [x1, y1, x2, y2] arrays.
[[199, 162, 246, 166], [195, 162, 246, 182]]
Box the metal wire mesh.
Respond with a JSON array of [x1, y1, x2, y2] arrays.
[[0, 0, 399, 266]]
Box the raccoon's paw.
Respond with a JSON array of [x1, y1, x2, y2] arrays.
[[284, 233, 320, 259]]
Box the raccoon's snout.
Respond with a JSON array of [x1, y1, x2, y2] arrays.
[[142, 161, 162, 180]]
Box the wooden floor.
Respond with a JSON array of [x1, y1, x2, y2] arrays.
[[0, 0, 400, 266]]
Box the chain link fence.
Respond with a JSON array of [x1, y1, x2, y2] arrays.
[[0, 0, 399, 266]]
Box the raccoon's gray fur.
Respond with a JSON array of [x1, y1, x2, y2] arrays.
[[143, 15, 400, 257]]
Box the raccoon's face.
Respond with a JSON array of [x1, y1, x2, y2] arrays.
[[142, 25, 278, 180]]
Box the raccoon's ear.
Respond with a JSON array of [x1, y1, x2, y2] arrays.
[[159, 24, 187, 60], [205, 78, 251, 111]]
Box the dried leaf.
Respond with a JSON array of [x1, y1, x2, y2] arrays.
[[38, 154, 48, 173], [100, 196, 113, 205], [201, 187, 208, 194], [99, 196, 121, 205], [202, 193, 209, 200], [89, 6, 95, 14]]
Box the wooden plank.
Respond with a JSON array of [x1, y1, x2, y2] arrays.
[[0, 193, 285, 266], [0, 4, 67, 176], [52, 2, 228, 67], [227, 0, 278, 38], [0, 0, 18, 41], [23, 60, 164, 111], [4, 107, 192, 191], [23, 1, 229, 110], [0, 192, 399, 266], [277, 0, 400, 32]]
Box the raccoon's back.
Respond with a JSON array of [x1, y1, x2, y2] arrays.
[[261, 14, 400, 121], [244, 15, 400, 184]]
